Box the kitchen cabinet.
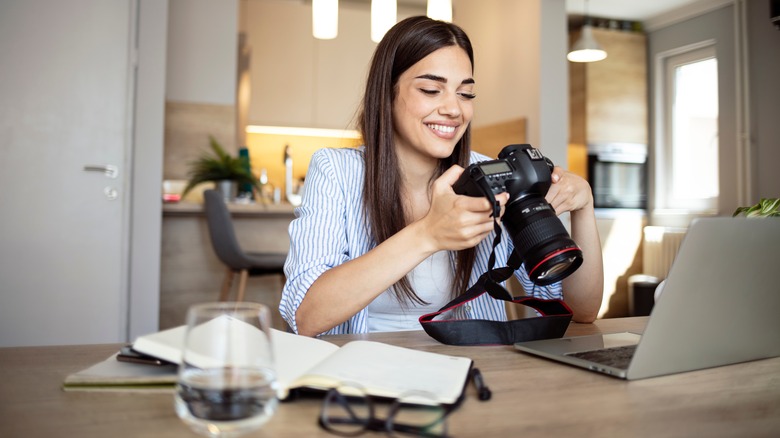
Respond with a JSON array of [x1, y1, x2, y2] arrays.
[[243, 1, 423, 130], [569, 28, 648, 145]]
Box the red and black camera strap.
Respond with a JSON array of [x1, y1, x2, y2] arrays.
[[419, 217, 573, 346]]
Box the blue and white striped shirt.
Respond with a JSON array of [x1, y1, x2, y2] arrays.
[[280, 146, 562, 335]]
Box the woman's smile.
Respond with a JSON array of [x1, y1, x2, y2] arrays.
[[425, 122, 459, 139]]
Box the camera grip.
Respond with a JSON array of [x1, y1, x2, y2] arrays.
[[452, 166, 500, 217]]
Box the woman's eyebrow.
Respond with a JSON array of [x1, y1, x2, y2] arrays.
[[415, 74, 475, 85]]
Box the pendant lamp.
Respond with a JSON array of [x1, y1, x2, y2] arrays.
[[427, 0, 452, 22], [371, 0, 397, 43], [567, 0, 607, 63], [313, 0, 338, 40]]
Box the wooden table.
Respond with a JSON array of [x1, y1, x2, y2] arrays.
[[1, 317, 779, 437]]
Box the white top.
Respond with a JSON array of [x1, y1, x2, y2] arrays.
[[367, 251, 454, 332]]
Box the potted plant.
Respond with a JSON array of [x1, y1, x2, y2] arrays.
[[181, 135, 259, 202], [732, 198, 780, 217]]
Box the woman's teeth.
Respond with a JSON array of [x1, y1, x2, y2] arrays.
[[427, 124, 456, 134]]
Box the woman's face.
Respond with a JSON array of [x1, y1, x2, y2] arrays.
[[392, 45, 475, 167]]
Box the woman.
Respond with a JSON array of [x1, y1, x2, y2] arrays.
[[281, 16, 603, 337]]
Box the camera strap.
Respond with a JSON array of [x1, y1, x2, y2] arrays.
[[419, 216, 573, 346]]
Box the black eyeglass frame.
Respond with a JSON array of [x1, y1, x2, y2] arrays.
[[318, 387, 454, 438]]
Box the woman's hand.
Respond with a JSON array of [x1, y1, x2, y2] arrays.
[[419, 165, 509, 252], [546, 167, 594, 215], [543, 166, 603, 323]]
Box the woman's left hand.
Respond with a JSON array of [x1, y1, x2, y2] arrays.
[[546, 166, 603, 323], [545, 167, 594, 215]]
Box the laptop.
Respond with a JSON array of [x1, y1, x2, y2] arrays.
[[514, 217, 780, 380]]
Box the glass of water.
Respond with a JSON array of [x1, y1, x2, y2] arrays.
[[174, 302, 279, 437]]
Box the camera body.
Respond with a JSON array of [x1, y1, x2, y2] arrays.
[[453, 144, 583, 286], [452, 144, 554, 204]]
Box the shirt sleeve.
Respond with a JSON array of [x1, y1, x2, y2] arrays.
[[279, 148, 359, 335]]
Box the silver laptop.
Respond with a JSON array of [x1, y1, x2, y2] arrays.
[[514, 217, 780, 380]]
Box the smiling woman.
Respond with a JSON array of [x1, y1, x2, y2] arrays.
[[279, 16, 604, 338]]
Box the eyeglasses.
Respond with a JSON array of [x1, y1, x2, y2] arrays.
[[319, 382, 451, 437]]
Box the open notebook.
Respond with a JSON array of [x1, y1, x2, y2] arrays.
[[65, 322, 472, 404], [514, 217, 780, 380]]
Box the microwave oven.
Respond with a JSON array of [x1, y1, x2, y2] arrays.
[[587, 142, 647, 209]]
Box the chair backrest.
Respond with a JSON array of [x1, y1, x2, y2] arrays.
[[203, 189, 250, 269]]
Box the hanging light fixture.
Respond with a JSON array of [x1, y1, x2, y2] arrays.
[[371, 0, 397, 43], [426, 0, 452, 22], [567, 0, 607, 63], [313, 0, 338, 40]]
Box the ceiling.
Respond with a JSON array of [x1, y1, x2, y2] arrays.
[[364, 0, 712, 25], [353, 1, 707, 22], [567, 0, 703, 22]]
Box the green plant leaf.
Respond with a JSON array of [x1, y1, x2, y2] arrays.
[[181, 135, 260, 198], [733, 198, 780, 217]]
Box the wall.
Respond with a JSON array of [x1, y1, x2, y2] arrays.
[[245, 132, 361, 192], [647, 3, 738, 223], [747, 0, 780, 200], [242, 0, 424, 130], [166, 0, 237, 104], [569, 28, 648, 146], [130, 0, 168, 341], [164, 0, 238, 181], [646, 0, 779, 220], [453, 0, 570, 168]]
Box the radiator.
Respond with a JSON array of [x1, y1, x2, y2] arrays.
[[642, 226, 688, 279]]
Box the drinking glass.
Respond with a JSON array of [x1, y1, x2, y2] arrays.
[[174, 302, 279, 437]]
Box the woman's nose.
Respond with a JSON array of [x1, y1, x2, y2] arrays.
[[438, 92, 462, 117]]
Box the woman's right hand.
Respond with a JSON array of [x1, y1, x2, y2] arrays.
[[419, 165, 509, 252]]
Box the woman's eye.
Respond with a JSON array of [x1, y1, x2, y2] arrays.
[[459, 92, 476, 100], [420, 88, 439, 95]]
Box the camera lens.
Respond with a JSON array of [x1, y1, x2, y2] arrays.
[[502, 198, 583, 285]]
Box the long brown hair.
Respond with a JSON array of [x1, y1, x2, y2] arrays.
[[357, 16, 476, 305]]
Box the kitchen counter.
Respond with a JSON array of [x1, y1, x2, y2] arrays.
[[160, 200, 294, 331], [163, 200, 296, 217]]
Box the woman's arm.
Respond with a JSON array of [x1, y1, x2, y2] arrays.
[[295, 219, 436, 336], [546, 167, 604, 322]]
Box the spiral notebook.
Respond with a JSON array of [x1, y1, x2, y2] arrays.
[[514, 217, 780, 380]]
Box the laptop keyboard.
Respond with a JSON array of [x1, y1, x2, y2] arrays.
[[565, 344, 638, 369]]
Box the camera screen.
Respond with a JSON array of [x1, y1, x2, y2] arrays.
[[479, 161, 512, 175]]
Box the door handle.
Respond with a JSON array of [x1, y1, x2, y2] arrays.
[[83, 164, 119, 179]]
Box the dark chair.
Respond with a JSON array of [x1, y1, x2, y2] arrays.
[[203, 189, 287, 302]]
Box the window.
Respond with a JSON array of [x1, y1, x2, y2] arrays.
[[657, 44, 719, 212]]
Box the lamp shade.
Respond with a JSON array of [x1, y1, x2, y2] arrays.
[[567, 24, 607, 62], [313, 0, 338, 40], [371, 0, 397, 43], [427, 0, 452, 22]]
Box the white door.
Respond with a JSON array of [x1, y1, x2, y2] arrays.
[[0, 0, 134, 346]]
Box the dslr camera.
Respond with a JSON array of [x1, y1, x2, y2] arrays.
[[452, 144, 583, 285]]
